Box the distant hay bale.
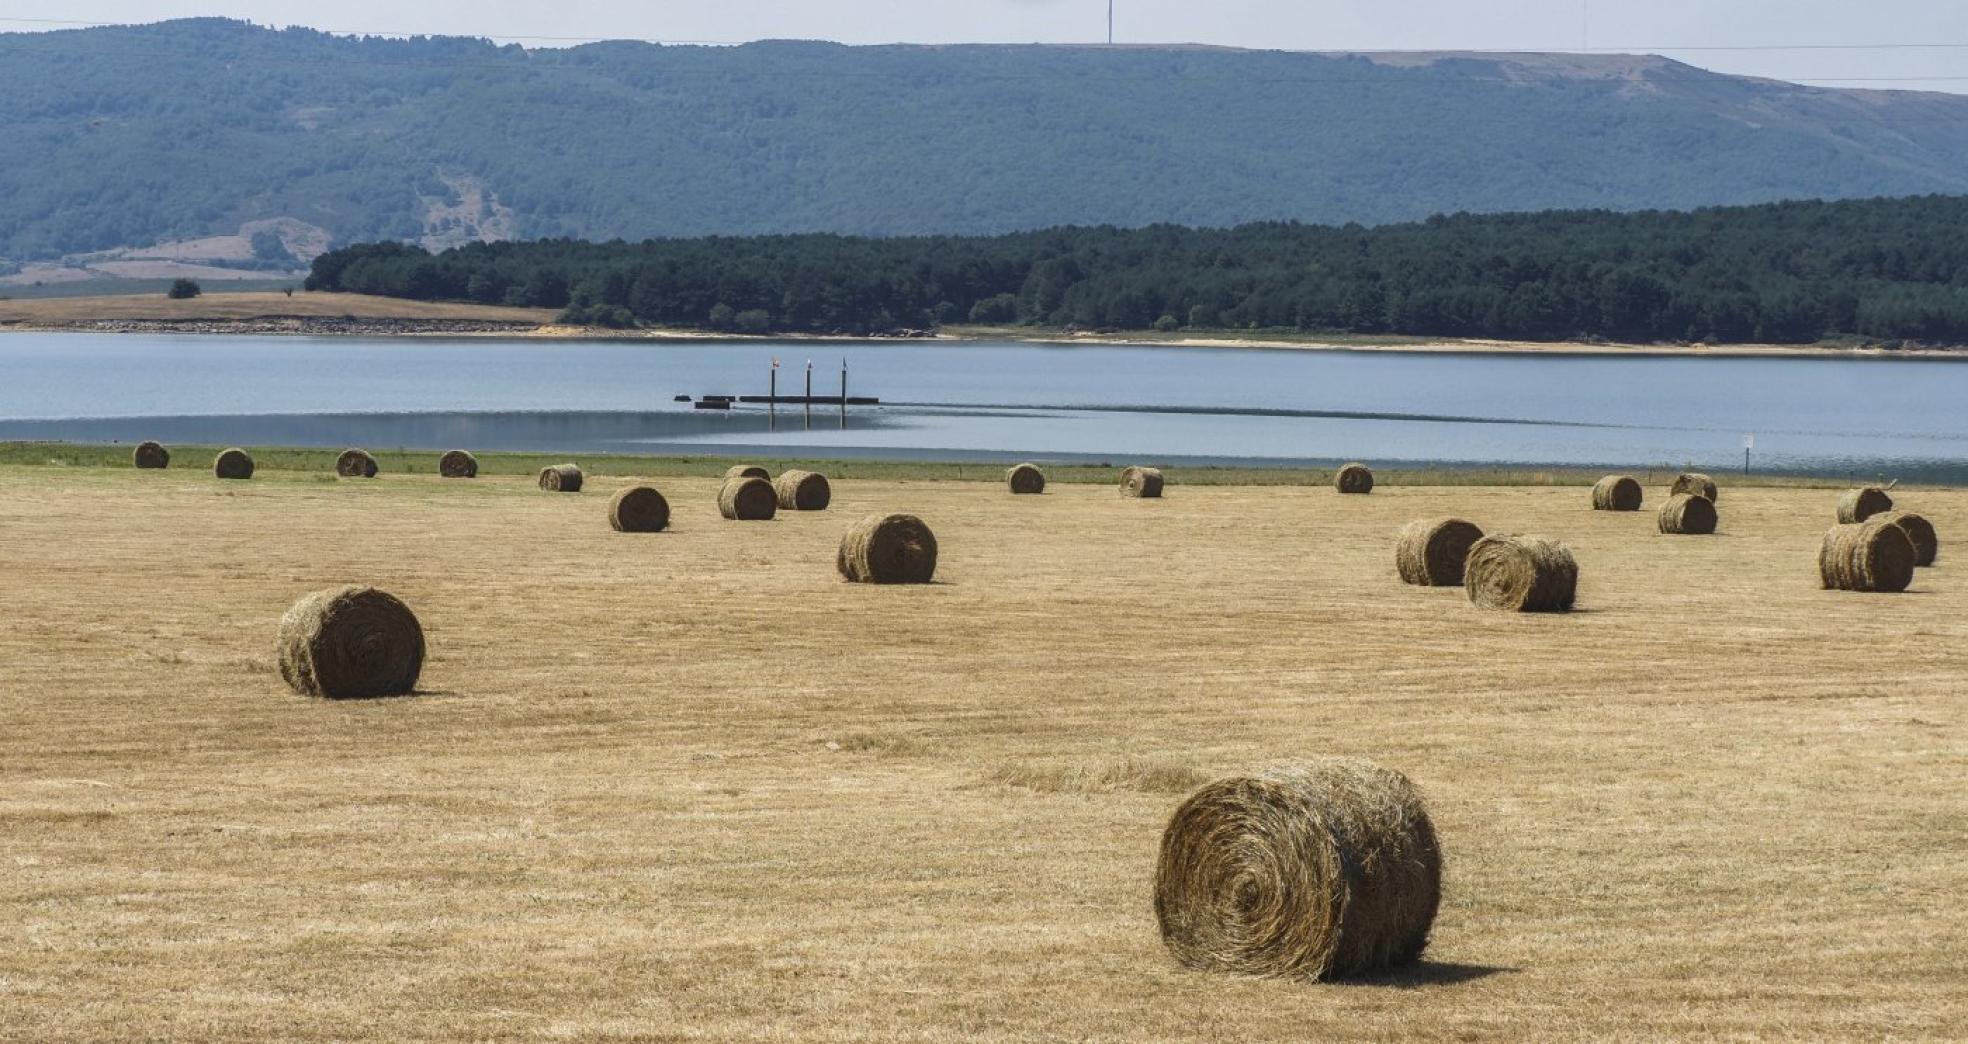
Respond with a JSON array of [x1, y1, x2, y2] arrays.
[[837, 513, 938, 584], [1007, 463, 1046, 495], [1876, 511, 1938, 567], [723, 465, 771, 482], [276, 586, 425, 699], [719, 476, 778, 520], [1657, 493, 1718, 535], [1820, 520, 1915, 592], [1672, 472, 1718, 502], [213, 448, 254, 480], [1334, 463, 1375, 495], [1120, 466, 1164, 498], [1591, 475, 1642, 511], [1154, 759, 1442, 981], [1835, 487, 1893, 524], [438, 450, 478, 479], [608, 485, 671, 533], [335, 448, 379, 479], [1395, 518, 1485, 586], [133, 441, 170, 469], [1464, 534, 1578, 612], [774, 469, 832, 511], [537, 464, 583, 493]]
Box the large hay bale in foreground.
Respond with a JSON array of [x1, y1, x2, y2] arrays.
[[335, 448, 379, 479], [1464, 534, 1578, 612], [608, 485, 671, 533], [1671, 472, 1717, 502], [1007, 463, 1046, 495], [719, 476, 778, 520], [1395, 518, 1485, 587], [1657, 493, 1718, 535], [1591, 475, 1642, 511], [774, 469, 832, 511], [133, 441, 170, 470], [213, 448, 254, 480], [1334, 463, 1375, 495], [1835, 487, 1893, 524], [538, 464, 583, 493], [276, 586, 425, 699], [438, 450, 478, 479], [1876, 511, 1938, 567], [1120, 466, 1164, 498], [1820, 520, 1915, 592], [723, 465, 771, 482], [1154, 759, 1442, 981], [837, 513, 937, 584]]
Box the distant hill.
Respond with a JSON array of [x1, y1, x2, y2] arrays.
[[8, 19, 1968, 270]]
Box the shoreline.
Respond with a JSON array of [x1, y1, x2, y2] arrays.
[[0, 442, 1941, 488], [2, 292, 1964, 359], [7, 315, 1964, 360]]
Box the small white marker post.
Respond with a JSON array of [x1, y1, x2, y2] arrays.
[[1743, 433, 1754, 477]]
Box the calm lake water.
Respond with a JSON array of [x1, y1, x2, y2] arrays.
[[3, 333, 1967, 480]]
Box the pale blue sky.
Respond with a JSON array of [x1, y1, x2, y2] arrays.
[[10, 1, 1968, 92]]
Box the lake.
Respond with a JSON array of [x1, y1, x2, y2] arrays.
[[2, 333, 1966, 480]]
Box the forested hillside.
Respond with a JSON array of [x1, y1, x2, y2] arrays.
[[9, 19, 1968, 265], [305, 195, 1968, 344]]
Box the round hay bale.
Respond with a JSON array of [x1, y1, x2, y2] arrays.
[[1464, 534, 1578, 612], [1591, 475, 1642, 511], [276, 586, 425, 699], [719, 476, 778, 520], [438, 450, 478, 479], [213, 448, 254, 480], [335, 448, 379, 479], [133, 441, 170, 469], [1395, 518, 1485, 587], [538, 464, 583, 493], [1876, 511, 1937, 567], [837, 513, 937, 584], [723, 465, 771, 482], [1007, 463, 1046, 495], [1657, 493, 1718, 535], [1334, 463, 1375, 495], [1820, 520, 1916, 593], [1835, 487, 1893, 524], [774, 469, 832, 511], [1153, 759, 1442, 981], [608, 485, 671, 533], [1120, 466, 1164, 499], [1671, 472, 1718, 502]]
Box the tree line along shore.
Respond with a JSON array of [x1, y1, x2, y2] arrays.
[[298, 194, 1968, 347]]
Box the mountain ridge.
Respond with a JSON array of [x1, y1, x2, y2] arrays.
[[6, 19, 1968, 272]]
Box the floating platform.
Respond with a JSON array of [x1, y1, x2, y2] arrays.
[[736, 395, 880, 406]]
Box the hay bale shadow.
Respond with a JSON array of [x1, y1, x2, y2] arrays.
[[1339, 960, 1517, 989]]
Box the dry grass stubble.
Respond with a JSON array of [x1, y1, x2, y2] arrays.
[[0, 471, 1962, 1040]]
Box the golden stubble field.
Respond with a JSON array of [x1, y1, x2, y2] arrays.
[[1, 469, 1963, 1041]]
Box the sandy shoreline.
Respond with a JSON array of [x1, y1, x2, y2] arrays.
[[2, 291, 1963, 359]]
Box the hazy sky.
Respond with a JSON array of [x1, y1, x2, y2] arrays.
[[10, 1, 1968, 92]]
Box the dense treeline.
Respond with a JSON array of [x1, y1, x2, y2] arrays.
[[12, 19, 1968, 262], [307, 195, 1968, 344]]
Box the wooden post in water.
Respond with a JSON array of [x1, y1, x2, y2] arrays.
[[804, 359, 813, 429], [840, 358, 848, 429], [769, 358, 778, 431]]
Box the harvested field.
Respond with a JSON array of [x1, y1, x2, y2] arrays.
[[0, 469, 1963, 1040]]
